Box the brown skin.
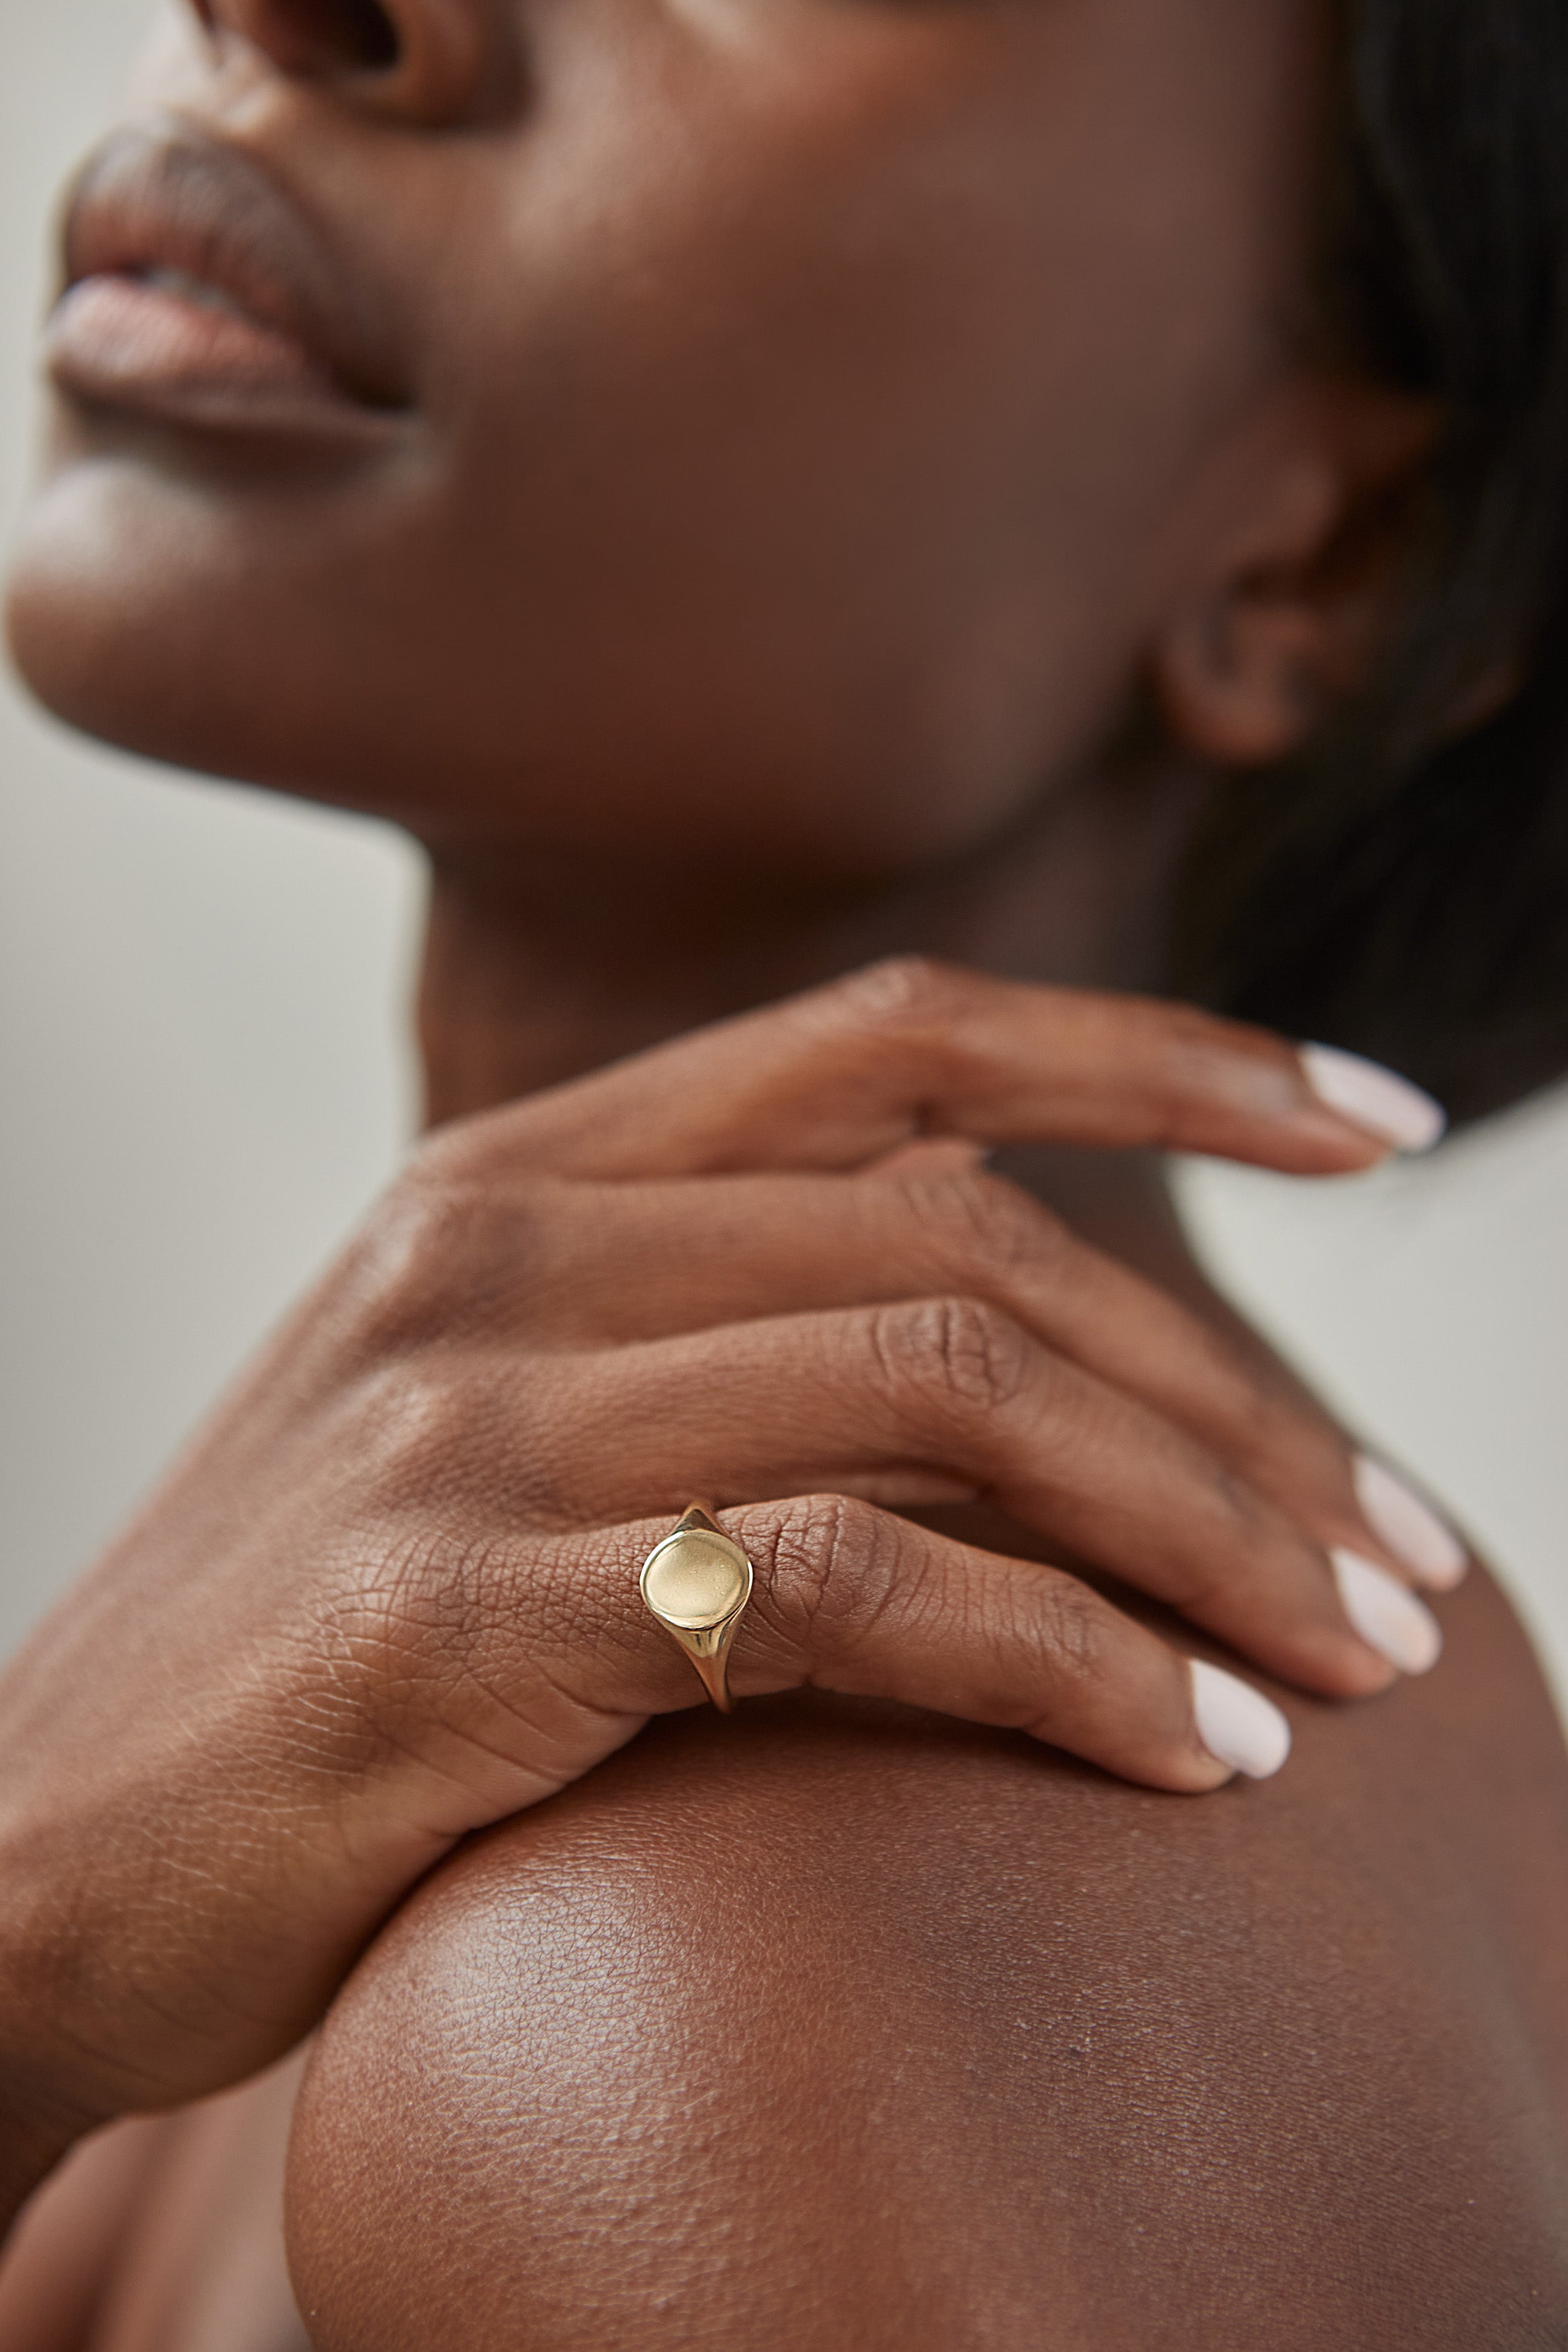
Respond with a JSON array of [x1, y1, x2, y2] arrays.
[[2, 0, 1565, 2342], [289, 1638, 1568, 2352], [9, 0, 1424, 861], [0, 970, 1426, 2172]]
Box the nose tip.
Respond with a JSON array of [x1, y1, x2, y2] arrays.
[[192, 0, 488, 125]]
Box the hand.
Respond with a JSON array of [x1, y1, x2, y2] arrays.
[[0, 961, 1460, 2206]]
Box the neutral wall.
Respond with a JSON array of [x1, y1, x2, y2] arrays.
[[3, 4, 1565, 1719], [0, 0, 422, 1661]]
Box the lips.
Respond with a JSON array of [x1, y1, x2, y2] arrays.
[[47, 122, 408, 434]]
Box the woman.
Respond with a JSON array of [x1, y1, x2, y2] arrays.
[[1, 0, 1565, 2343]]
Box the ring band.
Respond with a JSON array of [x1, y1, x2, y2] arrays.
[[640, 1502, 753, 1713]]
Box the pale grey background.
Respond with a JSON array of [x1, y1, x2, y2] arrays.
[[3, 3, 1565, 1712]]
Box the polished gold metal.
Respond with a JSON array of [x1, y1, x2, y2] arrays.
[[640, 1502, 753, 1713]]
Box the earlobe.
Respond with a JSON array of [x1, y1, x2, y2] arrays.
[[1154, 572, 1334, 767], [1149, 382, 1439, 770]]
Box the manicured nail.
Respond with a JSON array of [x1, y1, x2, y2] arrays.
[[1189, 1659, 1292, 1779], [1354, 1455, 1469, 1591], [1332, 1548, 1442, 1674], [1299, 1044, 1446, 1154]]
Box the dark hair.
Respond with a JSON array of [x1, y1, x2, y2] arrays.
[[1177, 0, 1568, 1122]]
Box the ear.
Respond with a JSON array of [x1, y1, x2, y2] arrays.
[[1149, 378, 1439, 767]]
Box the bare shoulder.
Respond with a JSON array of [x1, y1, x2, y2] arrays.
[[288, 1568, 1568, 2352]]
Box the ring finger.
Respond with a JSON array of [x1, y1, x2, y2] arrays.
[[455, 1166, 1461, 1593], [480, 1302, 1442, 1695]]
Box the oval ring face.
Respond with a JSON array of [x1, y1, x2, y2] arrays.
[[640, 1529, 752, 1631]]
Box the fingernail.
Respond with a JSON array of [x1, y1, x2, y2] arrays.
[[1299, 1044, 1446, 1154], [1189, 1659, 1292, 1779], [1353, 1455, 1469, 1591], [1332, 1548, 1443, 1675]]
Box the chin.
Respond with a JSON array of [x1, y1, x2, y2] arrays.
[[8, 472, 202, 772], [5, 434, 1064, 878], [5, 446, 420, 815]]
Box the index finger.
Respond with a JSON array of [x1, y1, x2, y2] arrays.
[[447, 958, 1444, 1181]]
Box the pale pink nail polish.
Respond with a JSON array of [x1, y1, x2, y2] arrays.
[[1354, 1455, 1469, 1591], [1189, 1659, 1292, 1779], [1299, 1044, 1446, 1153], [1332, 1549, 1443, 1675]]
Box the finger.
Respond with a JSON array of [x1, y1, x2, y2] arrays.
[[421, 1165, 1425, 1586], [439, 958, 1435, 1185], [479, 1306, 1435, 1696], [500, 1498, 1293, 1796]]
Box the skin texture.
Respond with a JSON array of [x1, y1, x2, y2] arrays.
[[288, 1605, 1568, 2352], [1, 0, 1565, 2343], [0, 968, 1436, 2175]]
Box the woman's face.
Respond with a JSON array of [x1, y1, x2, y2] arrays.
[[8, 0, 1321, 874]]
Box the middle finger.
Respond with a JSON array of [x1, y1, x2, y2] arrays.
[[449, 1166, 1452, 1589], [482, 1301, 1441, 1697]]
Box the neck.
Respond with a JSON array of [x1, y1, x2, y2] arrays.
[[416, 753, 1211, 1127]]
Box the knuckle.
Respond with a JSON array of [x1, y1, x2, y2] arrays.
[[1223, 1364, 1305, 1467], [1215, 1349, 1342, 1485], [1159, 1461, 1288, 1615], [349, 1354, 566, 1527], [811, 959, 998, 1138], [338, 1165, 560, 1361], [903, 1168, 1068, 1284], [1206, 1454, 1276, 1540], [746, 1491, 903, 1645], [353, 1360, 494, 1515], [1029, 1573, 1113, 1689], [830, 953, 979, 1038], [302, 1521, 525, 1763], [875, 1294, 1036, 1421], [400, 1101, 532, 1188], [342, 1175, 489, 1357]]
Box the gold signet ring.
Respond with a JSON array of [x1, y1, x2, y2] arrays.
[[640, 1503, 753, 1714]]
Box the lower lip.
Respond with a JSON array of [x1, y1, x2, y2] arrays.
[[46, 274, 384, 435]]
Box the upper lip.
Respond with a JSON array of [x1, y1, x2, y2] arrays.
[[58, 120, 408, 411]]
